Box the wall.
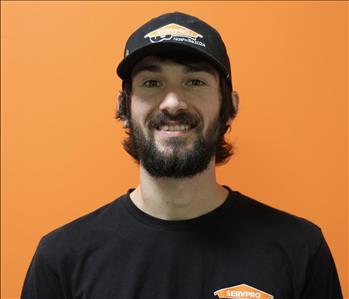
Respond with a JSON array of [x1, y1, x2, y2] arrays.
[[1, 1, 347, 298]]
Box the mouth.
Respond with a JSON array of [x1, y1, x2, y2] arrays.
[[154, 122, 197, 137], [147, 112, 200, 138]]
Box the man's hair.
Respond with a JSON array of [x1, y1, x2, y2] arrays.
[[116, 52, 238, 165]]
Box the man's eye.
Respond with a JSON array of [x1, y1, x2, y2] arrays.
[[187, 79, 206, 86], [143, 80, 161, 87]]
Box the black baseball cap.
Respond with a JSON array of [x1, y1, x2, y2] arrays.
[[116, 12, 233, 90]]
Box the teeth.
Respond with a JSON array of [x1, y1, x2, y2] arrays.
[[159, 124, 190, 131]]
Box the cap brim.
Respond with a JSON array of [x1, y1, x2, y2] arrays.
[[116, 41, 229, 82]]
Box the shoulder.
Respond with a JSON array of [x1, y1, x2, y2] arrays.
[[229, 190, 324, 250], [36, 194, 127, 262], [226, 189, 342, 297]]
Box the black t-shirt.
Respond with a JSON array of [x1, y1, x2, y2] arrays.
[[21, 187, 342, 299]]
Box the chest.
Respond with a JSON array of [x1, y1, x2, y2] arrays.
[[70, 233, 298, 299]]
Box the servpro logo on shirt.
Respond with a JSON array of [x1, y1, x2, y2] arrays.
[[214, 284, 274, 299], [144, 23, 206, 47]]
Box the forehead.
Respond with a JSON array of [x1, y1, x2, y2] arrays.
[[131, 56, 219, 78]]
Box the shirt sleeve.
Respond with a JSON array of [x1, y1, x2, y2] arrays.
[[21, 242, 65, 299], [301, 234, 343, 299]]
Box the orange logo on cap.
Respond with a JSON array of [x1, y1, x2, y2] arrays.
[[214, 284, 274, 299], [144, 23, 205, 47]]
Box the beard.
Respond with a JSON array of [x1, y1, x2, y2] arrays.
[[123, 111, 221, 178]]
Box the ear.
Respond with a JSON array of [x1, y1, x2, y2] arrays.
[[232, 90, 239, 112], [117, 90, 127, 119], [225, 90, 239, 126], [123, 119, 130, 128], [117, 90, 124, 109]]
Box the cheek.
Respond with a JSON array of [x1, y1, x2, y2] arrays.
[[130, 96, 152, 123], [201, 95, 221, 124]]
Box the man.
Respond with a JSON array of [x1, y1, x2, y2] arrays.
[[21, 12, 342, 299]]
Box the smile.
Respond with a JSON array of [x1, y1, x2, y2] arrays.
[[154, 123, 196, 137], [158, 124, 191, 132]]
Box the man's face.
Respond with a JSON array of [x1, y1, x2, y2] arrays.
[[128, 56, 222, 178]]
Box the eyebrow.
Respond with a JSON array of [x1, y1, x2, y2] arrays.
[[132, 63, 217, 78], [132, 65, 162, 77], [184, 64, 217, 77]]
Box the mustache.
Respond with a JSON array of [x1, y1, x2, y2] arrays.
[[147, 111, 201, 129]]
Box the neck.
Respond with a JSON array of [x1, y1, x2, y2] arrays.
[[130, 159, 228, 220]]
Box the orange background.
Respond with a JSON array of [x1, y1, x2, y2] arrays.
[[1, 1, 347, 298]]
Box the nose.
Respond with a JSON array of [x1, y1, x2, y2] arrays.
[[159, 91, 188, 115]]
